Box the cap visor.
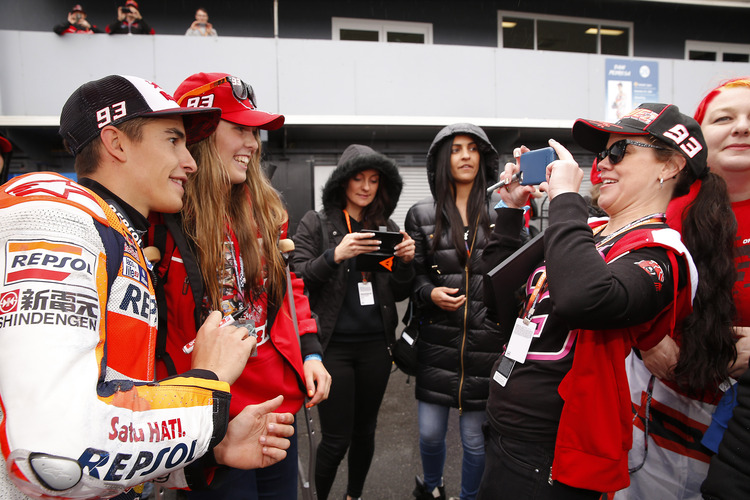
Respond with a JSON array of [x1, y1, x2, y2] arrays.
[[222, 109, 285, 131], [145, 107, 221, 144], [572, 118, 648, 154]]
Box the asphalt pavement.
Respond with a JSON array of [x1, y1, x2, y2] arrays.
[[297, 366, 464, 500]]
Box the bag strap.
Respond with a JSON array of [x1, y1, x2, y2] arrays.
[[150, 222, 178, 376]]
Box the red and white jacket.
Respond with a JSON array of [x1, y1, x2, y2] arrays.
[[0, 173, 231, 499], [552, 224, 697, 492]]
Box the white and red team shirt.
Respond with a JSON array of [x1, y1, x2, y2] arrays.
[[0, 173, 231, 499]]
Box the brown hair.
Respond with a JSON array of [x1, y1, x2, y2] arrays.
[[182, 129, 287, 310]]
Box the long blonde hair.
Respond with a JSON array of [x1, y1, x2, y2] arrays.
[[182, 129, 287, 310]]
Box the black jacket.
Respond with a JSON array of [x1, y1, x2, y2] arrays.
[[404, 123, 509, 412], [701, 366, 750, 499], [291, 144, 415, 351]]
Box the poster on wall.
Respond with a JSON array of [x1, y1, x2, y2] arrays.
[[605, 58, 659, 122]]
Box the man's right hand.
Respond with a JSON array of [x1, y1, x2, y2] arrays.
[[213, 395, 295, 469], [191, 310, 256, 384]]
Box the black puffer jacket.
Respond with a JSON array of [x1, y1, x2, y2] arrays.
[[291, 144, 415, 350], [405, 123, 509, 412]]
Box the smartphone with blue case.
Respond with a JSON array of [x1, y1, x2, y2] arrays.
[[519, 147, 558, 186]]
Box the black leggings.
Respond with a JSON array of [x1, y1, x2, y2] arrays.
[[315, 337, 392, 499]]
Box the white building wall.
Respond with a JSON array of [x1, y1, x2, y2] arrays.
[[1, 30, 750, 127]]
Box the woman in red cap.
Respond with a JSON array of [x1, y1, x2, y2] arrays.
[[477, 103, 736, 499], [144, 72, 331, 500]]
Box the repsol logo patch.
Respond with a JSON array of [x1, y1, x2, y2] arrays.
[[78, 440, 198, 482], [5, 240, 96, 285]]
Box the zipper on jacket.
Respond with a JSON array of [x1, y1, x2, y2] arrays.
[[458, 260, 470, 415]]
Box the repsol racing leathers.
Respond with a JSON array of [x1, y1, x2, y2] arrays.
[[0, 173, 231, 499]]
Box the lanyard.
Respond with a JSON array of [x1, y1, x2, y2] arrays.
[[343, 209, 368, 283], [520, 212, 666, 321]]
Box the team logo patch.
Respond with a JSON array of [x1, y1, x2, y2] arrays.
[[624, 108, 658, 126], [636, 259, 665, 291], [0, 290, 19, 314], [5, 240, 97, 286], [122, 255, 149, 287]]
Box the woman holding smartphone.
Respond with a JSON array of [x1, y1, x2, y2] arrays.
[[404, 123, 509, 500], [292, 144, 415, 500], [477, 103, 735, 500]]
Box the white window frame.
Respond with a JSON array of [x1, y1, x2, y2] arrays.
[[685, 40, 750, 62], [497, 11, 633, 56], [332, 17, 433, 44]]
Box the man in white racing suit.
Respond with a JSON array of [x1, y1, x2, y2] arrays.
[[0, 75, 295, 499]]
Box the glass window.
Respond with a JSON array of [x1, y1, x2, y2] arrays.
[[689, 50, 717, 61], [724, 52, 750, 63], [538, 20, 595, 53], [387, 32, 424, 43], [332, 18, 432, 44], [498, 11, 632, 56], [686, 41, 750, 62], [600, 25, 629, 56], [502, 17, 534, 50], [340, 29, 378, 42]]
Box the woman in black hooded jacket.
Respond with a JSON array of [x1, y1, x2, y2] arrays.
[[292, 144, 415, 500], [404, 123, 510, 500]]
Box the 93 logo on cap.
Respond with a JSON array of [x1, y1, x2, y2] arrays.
[[183, 94, 215, 108], [97, 101, 127, 128]]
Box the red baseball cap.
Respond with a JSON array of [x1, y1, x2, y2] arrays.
[[0, 135, 11, 154], [125, 0, 138, 8], [71, 4, 85, 13], [174, 72, 285, 131]]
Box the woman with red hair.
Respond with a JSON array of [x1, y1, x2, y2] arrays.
[[621, 77, 750, 500]]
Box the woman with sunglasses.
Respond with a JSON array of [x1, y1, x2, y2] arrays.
[[145, 72, 331, 499], [477, 103, 735, 500]]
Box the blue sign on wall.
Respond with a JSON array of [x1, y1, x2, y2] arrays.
[[605, 58, 659, 122]]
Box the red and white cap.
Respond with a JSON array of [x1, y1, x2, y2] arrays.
[[174, 72, 285, 131], [0, 135, 11, 154], [59, 75, 221, 156]]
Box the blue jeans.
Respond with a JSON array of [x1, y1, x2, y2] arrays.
[[185, 422, 298, 500], [418, 401, 486, 500]]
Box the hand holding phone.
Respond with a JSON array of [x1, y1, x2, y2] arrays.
[[519, 147, 558, 186]]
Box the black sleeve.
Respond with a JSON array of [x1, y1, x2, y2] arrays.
[[53, 22, 72, 35], [140, 19, 154, 34], [481, 206, 526, 275], [404, 204, 436, 310], [544, 192, 677, 331], [701, 368, 750, 499], [386, 219, 416, 301], [291, 210, 338, 293]]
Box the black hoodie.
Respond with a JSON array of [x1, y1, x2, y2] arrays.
[[292, 144, 414, 350]]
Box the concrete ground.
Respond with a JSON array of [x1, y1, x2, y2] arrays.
[[296, 366, 464, 500], [152, 365, 464, 500]]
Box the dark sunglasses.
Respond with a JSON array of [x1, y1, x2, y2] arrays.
[[176, 75, 257, 107], [596, 139, 670, 166]]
